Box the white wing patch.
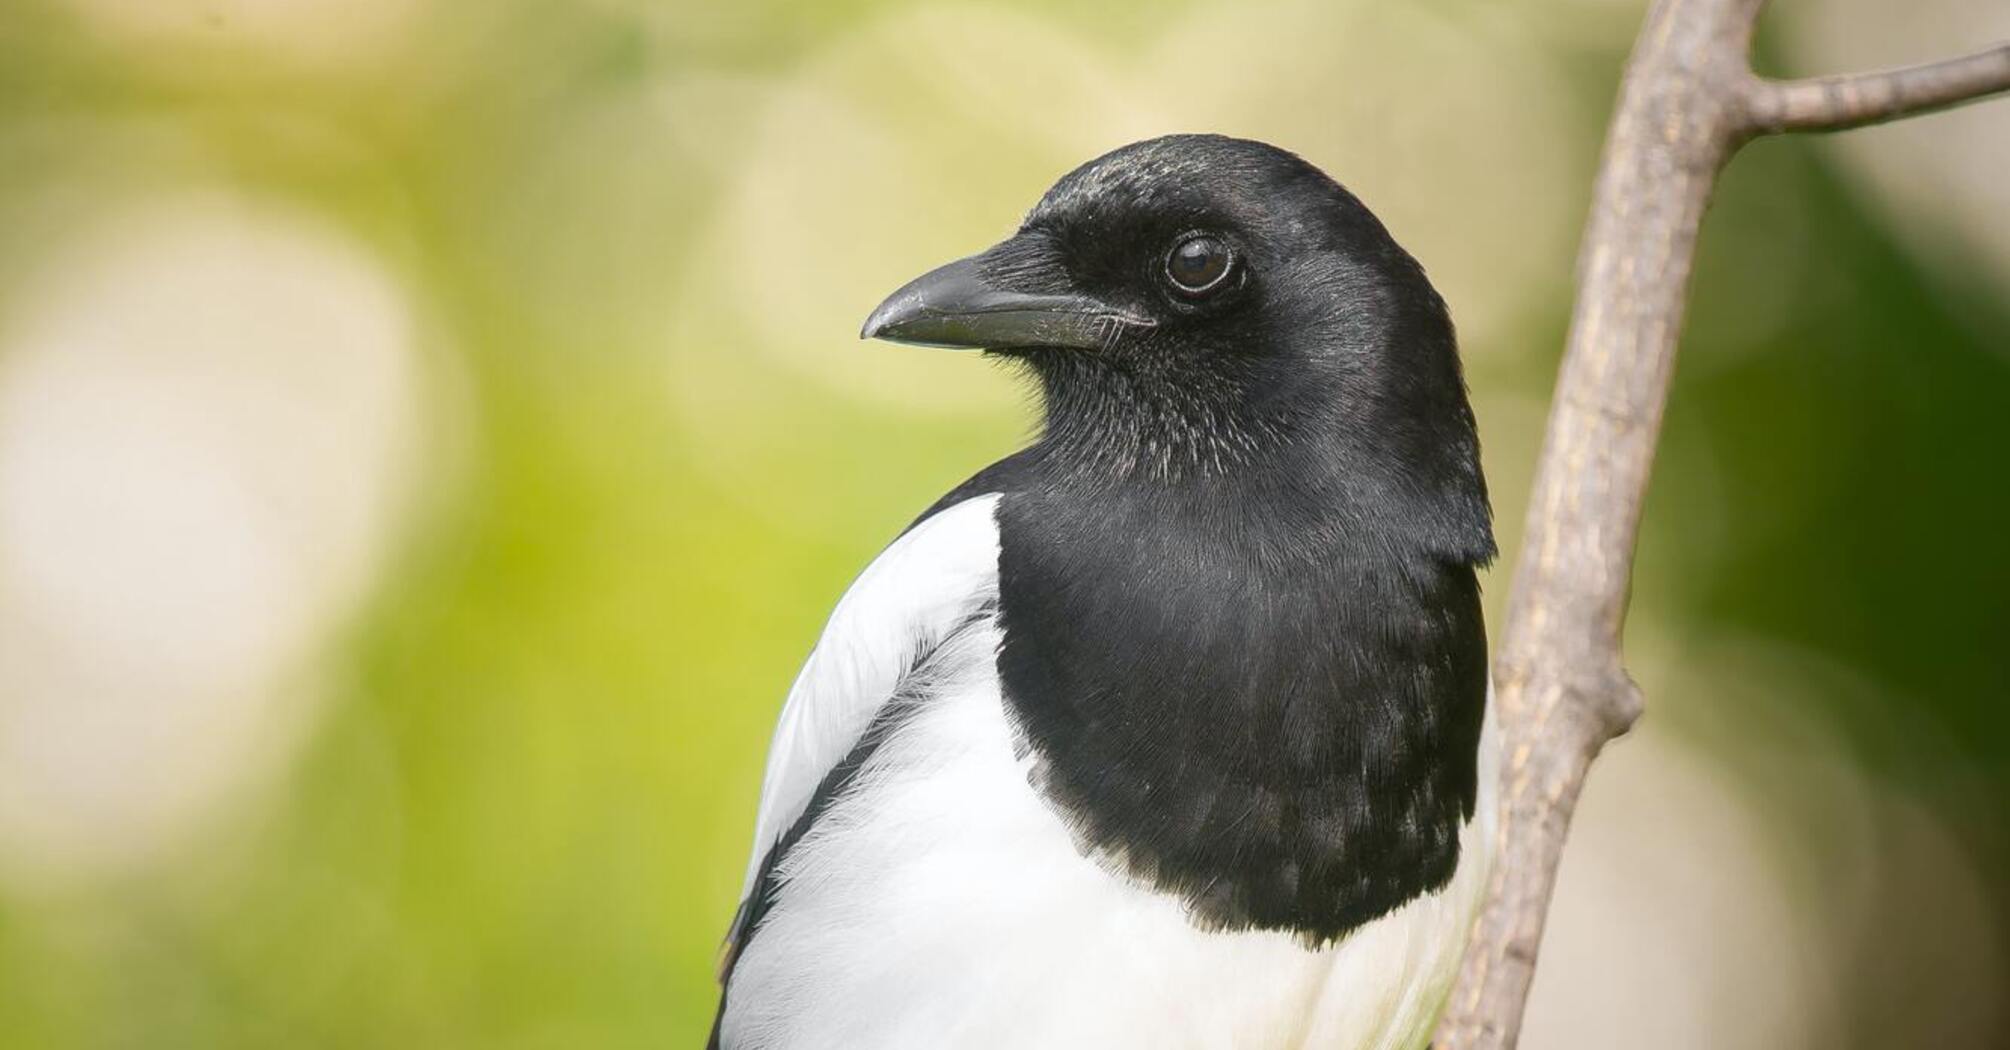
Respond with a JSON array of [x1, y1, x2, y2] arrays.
[[739, 494, 1003, 899]]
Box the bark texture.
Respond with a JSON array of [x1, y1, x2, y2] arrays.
[[1430, 4, 2010, 1047]]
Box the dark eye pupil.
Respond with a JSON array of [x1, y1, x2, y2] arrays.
[[1168, 237, 1230, 292]]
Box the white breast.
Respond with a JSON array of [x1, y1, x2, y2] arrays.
[[721, 608, 1497, 1050]]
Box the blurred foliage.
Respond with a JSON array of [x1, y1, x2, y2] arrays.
[[0, 0, 2005, 1047]]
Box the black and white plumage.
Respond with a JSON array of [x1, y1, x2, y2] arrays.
[[712, 135, 1497, 1050]]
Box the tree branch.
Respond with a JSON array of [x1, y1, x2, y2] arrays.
[[1429, 4, 2010, 1049], [1742, 44, 2010, 135]]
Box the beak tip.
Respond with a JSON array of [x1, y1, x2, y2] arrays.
[[859, 298, 904, 343]]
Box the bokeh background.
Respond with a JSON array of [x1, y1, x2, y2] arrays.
[[0, 0, 2006, 1046]]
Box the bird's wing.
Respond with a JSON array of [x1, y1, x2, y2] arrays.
[[724, 493, 1003, 948]]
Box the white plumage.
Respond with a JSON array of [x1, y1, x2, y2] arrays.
[[721, 497, 1497, 1050], [739, 494, 1005, 901]]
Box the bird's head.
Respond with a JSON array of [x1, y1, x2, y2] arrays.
[[864, 134, 1492, 563]]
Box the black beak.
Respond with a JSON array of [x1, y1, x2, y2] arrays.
[[861, 240, 1148, 351]]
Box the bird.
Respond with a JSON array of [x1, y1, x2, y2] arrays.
[[710, 133, 1497, 1050]]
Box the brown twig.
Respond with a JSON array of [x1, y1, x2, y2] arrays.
[[1742, 44, 2010, 135], [1429, 4, 2010, 1050]]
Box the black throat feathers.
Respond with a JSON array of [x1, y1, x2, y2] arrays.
[[992, 436, 1489, 944]]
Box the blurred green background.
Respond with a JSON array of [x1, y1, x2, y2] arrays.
[[0, 0, 2005, 1046]]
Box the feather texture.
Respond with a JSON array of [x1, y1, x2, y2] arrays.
[[735, 494, 1003, 900]]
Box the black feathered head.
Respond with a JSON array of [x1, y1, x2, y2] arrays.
[[866, 134, 1492, 566]]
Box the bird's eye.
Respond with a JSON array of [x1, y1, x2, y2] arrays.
[[1165, 236, 1234, 296]]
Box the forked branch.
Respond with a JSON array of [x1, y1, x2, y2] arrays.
[[1429, 4, 2009, 1049]]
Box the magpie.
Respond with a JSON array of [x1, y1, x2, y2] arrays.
[[711, 134, 1496, 1050]]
